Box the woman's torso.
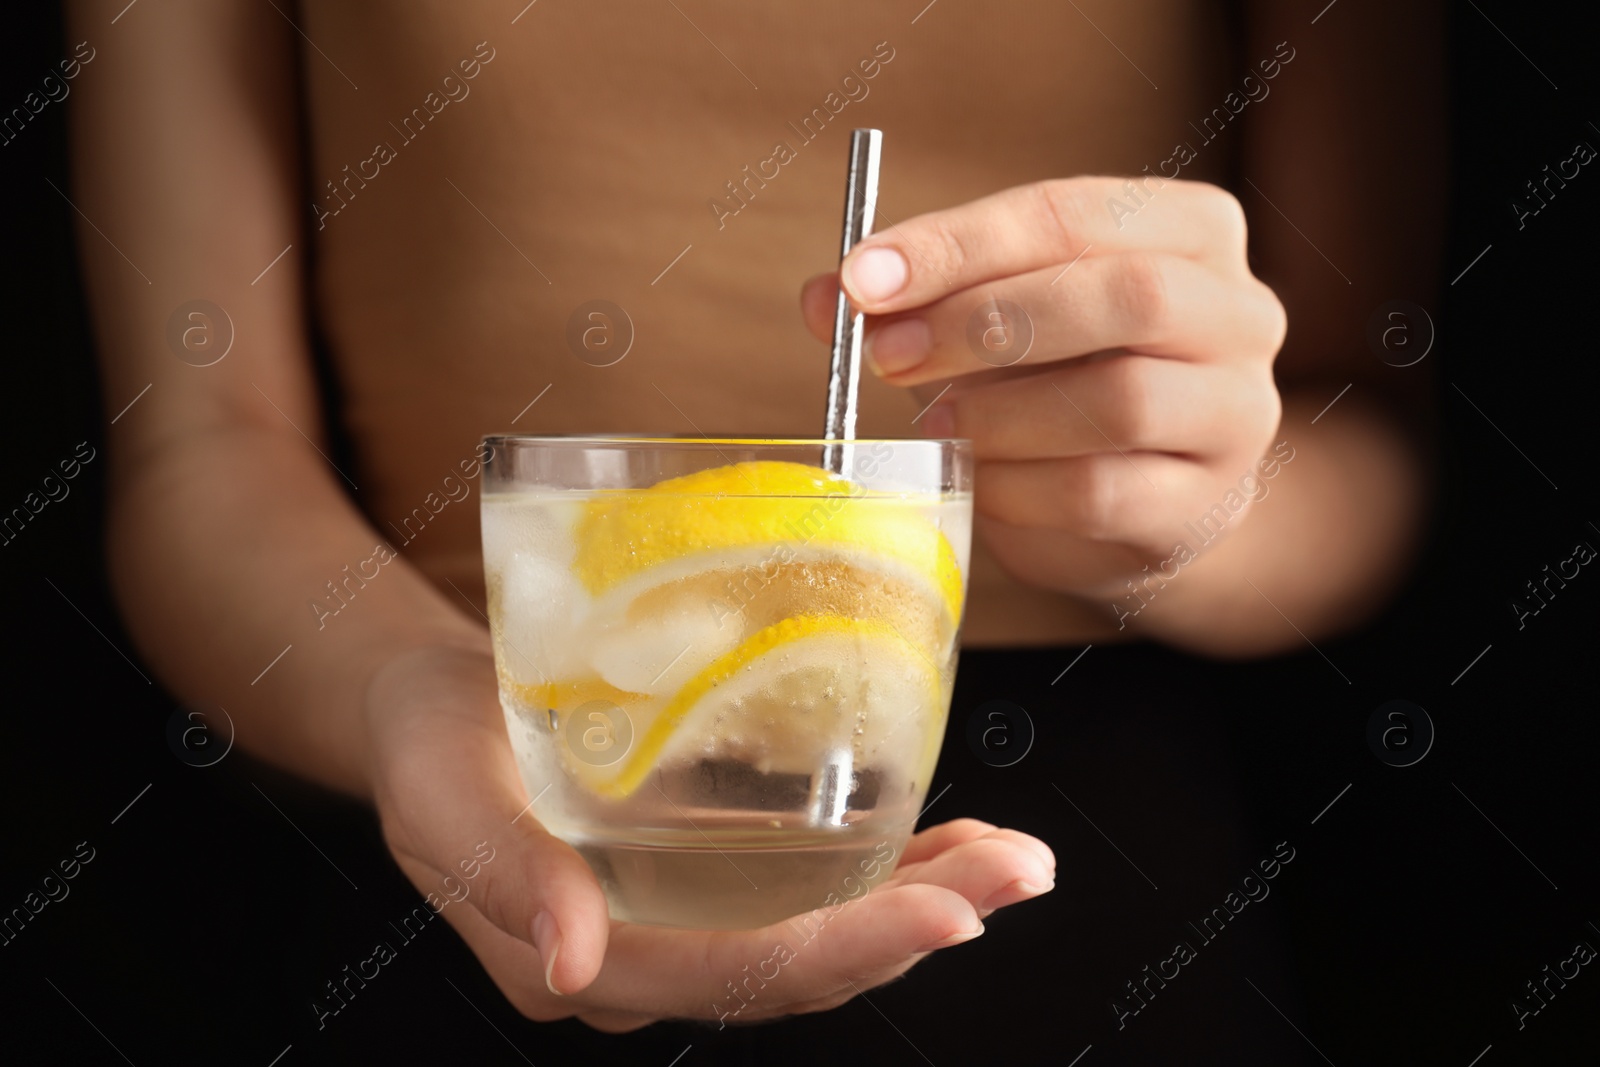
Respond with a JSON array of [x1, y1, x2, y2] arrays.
[[300, 0, 1231, 645]]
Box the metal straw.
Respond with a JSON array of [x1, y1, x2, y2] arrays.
[[822, 128, 883, 475]]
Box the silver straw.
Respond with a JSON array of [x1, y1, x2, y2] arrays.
[[822, 128, 883, 474]]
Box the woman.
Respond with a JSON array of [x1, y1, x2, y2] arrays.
[[65, 0, 1441, 1033]]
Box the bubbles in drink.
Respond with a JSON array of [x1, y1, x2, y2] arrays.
[[482, 461, 970, 929]]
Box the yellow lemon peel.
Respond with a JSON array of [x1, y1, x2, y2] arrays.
[[580, 614, 942, 799], [571, 461, 963, 623]]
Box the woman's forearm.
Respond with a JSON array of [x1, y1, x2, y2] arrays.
[[62, 0, 483, 796], [108, 421, 484, 796]]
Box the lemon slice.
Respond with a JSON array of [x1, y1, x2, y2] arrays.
[[574, 614, 945, 800], [508, 677, 651, 711], [572, 461, 964, 626]]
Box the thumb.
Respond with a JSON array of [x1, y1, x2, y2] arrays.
[[368, 647, 612, 995], [800, 270, 842, 342], [449, 803, 612, 997]]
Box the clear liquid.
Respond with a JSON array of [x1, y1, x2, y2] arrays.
[[576, 829, 908, 930], [484, 483, 969, 928]]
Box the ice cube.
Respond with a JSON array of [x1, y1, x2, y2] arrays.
[[496, 549, 587, 683], [589, 592, 741, 695], [482, 499, 572, 570]]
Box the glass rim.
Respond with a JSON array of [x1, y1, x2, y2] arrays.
[[483, 434, 971, 448]]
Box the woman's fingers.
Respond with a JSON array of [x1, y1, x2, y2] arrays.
[[877, 255, 1282, 384], [972, 518, 1150, 600], [432, 897, 593, 1024], [436, 822, 1055, 1028], [803, 253, 1284, 387], [837, 177, 1251, 314], [981, 452, 1223, 547], [889, 835, 1055, 912], [893, 822, 1057, 881], [977, 828, 1058, 874], [367, 648, 612, 996], [894, 817, 999, 864], [453, 879, 981, 1025], [573, 1009, 661, 1033], [683, 833, 1051, 1018], [703, 882, 983, 1002], [931, 356, 1276, 462], [384, 731, 612, 995], [799, 270, 841, 343]]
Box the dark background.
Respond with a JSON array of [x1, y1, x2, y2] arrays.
[[2, 3, 1596, 1065]]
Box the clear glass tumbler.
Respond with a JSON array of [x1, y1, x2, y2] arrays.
[[480, 436, 973, 929]]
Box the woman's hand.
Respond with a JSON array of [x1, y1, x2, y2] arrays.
[[802, 177, 1288, 601], [364, 643, 1055, 1032]]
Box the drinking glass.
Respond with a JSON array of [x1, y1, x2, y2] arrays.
[[480, 435, 973, 929]]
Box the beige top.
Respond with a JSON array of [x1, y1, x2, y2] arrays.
[[299, 0, 1228, 646]]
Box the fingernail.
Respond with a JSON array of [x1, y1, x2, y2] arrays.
[[532, 910, 564, 995], [915, 922, 984, 953], [979, 878, 1055, 912], [920, 403, 955, 439], [866, 318, 930, 376], [845, 246, 909, 305]]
